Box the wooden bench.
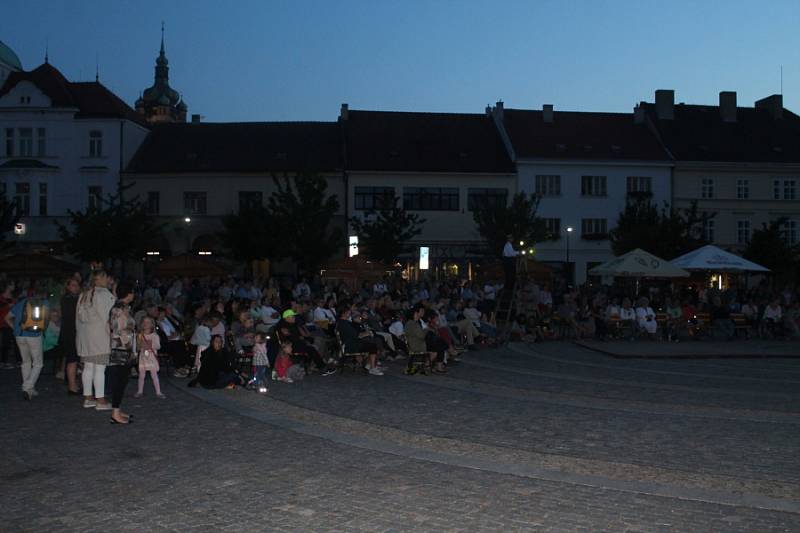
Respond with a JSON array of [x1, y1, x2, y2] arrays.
[[731, 313, 751, 338]]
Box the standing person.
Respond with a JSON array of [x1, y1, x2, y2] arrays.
[[134, 317, 165, 399], [76, 268, 116, 411], [108, 284, 136, 424], [5, 290, 49, 400], [59, 278, 82, 394], [0, 280, 17, 370], [502, 235, 518, 290], [247, 332, 269, 393]]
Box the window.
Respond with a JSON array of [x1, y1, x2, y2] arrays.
[[38, 183, 47, 216], [781, 220, 798, 245], [238, 191, 263, 212], [542, 218, 561, 239], [581, 176, 607, 196], [354, 186, 395, 210], [773, 179, 797, 200], [701, 178, 715, 199], [535, 175, 561, 196], [184, 191, 207, 215], [581, 218, 607, 236], [37, 128, 46, 156], [18, 128, 33, 156], [403, 187, 459, 211], [626, 176, 652, 194], [89, 130, 103, 157], [146, 191, 160, 215], [5, 128, 14, 156], [736, 179, 750, 200], [736, 219, 751, 245], [703, 218, 715, 243], [14, 183, 30, 216], [88, 186, 103, 210], [467, 188, 507, 211]]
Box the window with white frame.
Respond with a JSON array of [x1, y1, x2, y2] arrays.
[[354, 186, 395, 210], [701, 178, 715, 199], [542, 217, 561, 239], [14, 182, 30, 216], [89, 130, 103, 157], [36, 128, 46, 157], [626, 176, 652, 194], [18, 128, 33, 156], [183, 191, 207, 215], [784, 179, 797, 200], [736, 219, 751, 245], [581, 176, 607, 196], [467, 188, 507, 211], [736, 179, 750, 199], [535, 175, 561, 196], [581, 218, 607, 236], [781, 220, 798, 245], [39, 183, 47, 216], [88, 186, 103, 210], [403, 187, 459, 211], [703, 218, 715, 243]]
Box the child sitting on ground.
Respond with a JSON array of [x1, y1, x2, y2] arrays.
[[189, 316, 212, 373], [247, 332, 269, 394], [135, 317, 165, 399], [273, 341, 305, 383]]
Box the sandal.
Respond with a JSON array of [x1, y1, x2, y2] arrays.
[[110, 417, 132, 425]]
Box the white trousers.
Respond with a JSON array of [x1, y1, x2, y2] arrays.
[[82, 361, 106, 398], [17, 336, 43, 393]]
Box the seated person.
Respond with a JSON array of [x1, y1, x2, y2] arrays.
[[762, 299, 783, 337], [664, 297, 683, 340], [275, 309, 337, 376], [388, 314, 409, 354], [274, 341, 305, 383], [619, 298, 637, 338], [463, 300, 497, 340], [424, 309, 458, 364], [709, 296, 735, 340], [336, 308, 383, 376], [191, 335, 244, 389], [635, 297, 657, 339], [404, 307, 444, 373]]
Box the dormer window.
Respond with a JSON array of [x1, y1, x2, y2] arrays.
[[89, 130, 103, 157], [19, 96, 31, 105]]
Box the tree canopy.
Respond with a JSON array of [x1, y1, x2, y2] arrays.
[[349, 197, 425, 264], [743, 218, 800, 279], [0, 195, 21, 250], [472, 192, 548, 256]]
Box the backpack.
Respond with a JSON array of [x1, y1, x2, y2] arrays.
[[21, 299, 47, 332]]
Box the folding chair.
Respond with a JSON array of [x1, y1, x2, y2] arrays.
[[334, 329, 369, 374]]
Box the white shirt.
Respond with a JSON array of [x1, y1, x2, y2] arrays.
[[620, 308, 635, 321], [389, 320, 404, 337], [463, 307, 482, 326], [313, 306, 335, 322], [763, 305, 782, 321], [260, 306, 280, 325], [502, 241, 518, 257]]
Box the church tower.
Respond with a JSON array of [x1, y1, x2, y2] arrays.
[[135, 24, 187, 123]]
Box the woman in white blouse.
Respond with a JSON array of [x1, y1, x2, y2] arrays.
[[635, 297, 658, 339]]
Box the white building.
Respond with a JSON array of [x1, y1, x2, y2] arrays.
[[0, 59, 149, 249], [491, 102, 673, 284]]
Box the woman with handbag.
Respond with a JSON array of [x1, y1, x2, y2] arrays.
[[108, 283, 136, 425]]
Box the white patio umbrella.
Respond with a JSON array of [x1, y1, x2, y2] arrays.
[[670, 245, 770, 272], [589, 248, 690, 278]]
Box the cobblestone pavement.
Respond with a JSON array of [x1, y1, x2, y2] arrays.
[[1, 341, 799, 532]]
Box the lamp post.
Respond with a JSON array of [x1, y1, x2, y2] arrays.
[[565, 226, 574, 285], [183, 217, 191, 254]]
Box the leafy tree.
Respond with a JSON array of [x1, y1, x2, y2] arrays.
[[610, 195, 713, 259], [349, 197, 425, 264], [55, 186, 163, 265], [744, 218, 799, 278], [265, 172, 342, 274], [0, 195, 21, 250], [220, 205, 276, 262], [472, 192, 548, 256]]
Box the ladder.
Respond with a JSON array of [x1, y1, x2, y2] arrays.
[[496, 264, 525, 345]]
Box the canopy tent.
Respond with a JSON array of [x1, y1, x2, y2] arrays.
[[589, 248, 690, 278], [670, 245, 770, 272], [0, 253, 78, 278]]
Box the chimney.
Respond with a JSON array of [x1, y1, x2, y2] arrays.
[[542, 104, 554, 123], [719, 91, 737, 122], [339, 103, 349, 121], [191, 114, 201, 123], [633, 105, 645, 124], [655, 89, 674, 120], [755, 94, 783, 120], [494, 100, 504, 121]]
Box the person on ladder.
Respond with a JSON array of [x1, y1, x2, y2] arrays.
[[502, 235, 518, 291]]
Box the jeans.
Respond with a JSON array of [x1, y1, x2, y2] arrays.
[[250, 365, 267, 385], [82, 361, 107, 398], [16, 336, 43, 393]]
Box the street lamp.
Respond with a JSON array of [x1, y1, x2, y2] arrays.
[[565, 226, 574, 285], [183, 217, 192, 254]]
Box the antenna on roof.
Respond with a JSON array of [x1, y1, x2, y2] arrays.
[[95, 53, 99, 82], [44, 37, 49, 64], [780, 65, 783, 96]]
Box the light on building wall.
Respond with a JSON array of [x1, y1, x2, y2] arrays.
[[349, 235, 359, 257], [184, 217, 191, 223], [198, 251, 212, 256], [419, 246, 429, 270], [146, 251, 160, 256], [14, 223, 26, 235]]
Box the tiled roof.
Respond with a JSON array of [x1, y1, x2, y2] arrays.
[[0, 62, 147, 126], [343, 110, 515, 173], [640, 102, 800, 163], [126, 122, 342, 173], [503, 109, 671, 161]]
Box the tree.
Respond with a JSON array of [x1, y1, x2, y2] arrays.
[[0, 196, 21, 250], [744, 218, 799, 279], [472, 192, 548, 256], [349, 197, 425, 264], [220, 205, 276, 262], [56, 186, 164, 265], [610, 194, 713, 259], [265, 172, 342, 274]]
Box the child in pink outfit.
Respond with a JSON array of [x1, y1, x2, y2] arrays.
[[135, 317, 165, 399]]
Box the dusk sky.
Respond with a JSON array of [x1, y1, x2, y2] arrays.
[[4, 0, 799, 122]]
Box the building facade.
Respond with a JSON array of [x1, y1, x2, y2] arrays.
[[0, 60, 149, 249]]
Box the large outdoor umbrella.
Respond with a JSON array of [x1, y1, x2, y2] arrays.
[[670, 245, 770, 272], [589, 248, 690, 278]]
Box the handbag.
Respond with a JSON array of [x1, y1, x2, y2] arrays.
[[110, 347, 137, 366]]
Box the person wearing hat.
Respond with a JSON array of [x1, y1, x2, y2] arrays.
[[275, 309, 337, 376]]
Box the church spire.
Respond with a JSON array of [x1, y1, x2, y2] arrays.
[[135, 22, 187, 124], [160, 21, 165, 56]]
